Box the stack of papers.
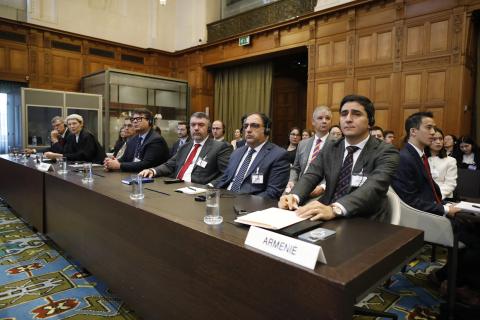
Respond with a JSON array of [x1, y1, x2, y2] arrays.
[[176, 186, 206, 194], [234, 207, 307, 230], [455, 201, 480, 215]]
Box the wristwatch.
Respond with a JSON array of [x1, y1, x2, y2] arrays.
[[331, 205, 342, 216]]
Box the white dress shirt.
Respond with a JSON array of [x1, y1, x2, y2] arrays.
[[227, 141, 267, 190], [181, 137, 208, 183]]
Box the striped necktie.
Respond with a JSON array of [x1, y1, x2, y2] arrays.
[[134, 136, 144, 159], [310, 137, 322, 163], [230, 148, 256, 192], [332, 146, 359, 202]]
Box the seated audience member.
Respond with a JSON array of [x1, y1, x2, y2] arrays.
[[170, 122, 190, 157], [426, 127, 457, 199], [44, 114, 105, 163], [216, 113, 290, 199], [139, 112, 232, 185], [392, 112, 480, 304], [384, 130, 395, 144], [329, 125, 343, 140], [369, 126, 384, 140], [231, 129, 242, 150], [279, 95, 399, 222], [286, 127, 301, 164], [443, 134, 458, 157], [392, 112, 460, 216], [455, 136, 480, 170], [104, 109, 169, 172], [212, 120, 226, 142], [286, 106, 333, 196], [301, 129, 311, 140], [112, 118, 135, 159]]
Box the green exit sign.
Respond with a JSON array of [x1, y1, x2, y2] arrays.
[[239, 35, 250, 46]]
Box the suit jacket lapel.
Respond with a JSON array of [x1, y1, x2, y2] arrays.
[[191, 139, 211, 173], [406, 143, 429, 180], [352, 137, 376, 173], [330, 139, 345, 189], [245, 142, 271, 177]]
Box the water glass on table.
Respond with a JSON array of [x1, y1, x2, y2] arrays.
[[129, 175, 144, 200], [204, 189, 222, 225], [57, 156, 68, 174], [81, 163, 94, 183]]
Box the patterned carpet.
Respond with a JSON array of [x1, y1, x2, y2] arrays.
[[0, 201, 461, 320], [0, 203, 138, 320]]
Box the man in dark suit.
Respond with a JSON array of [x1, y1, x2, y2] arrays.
[[139, 112, 231, 185], [215, 113, 290, 200], [391, 111, 460, 216], [279, 95, 399, 222], [287, 105, 332, 196], [104, 109, 169, 172], [49, 116, 70, 153], [170, 121, 190, 157]]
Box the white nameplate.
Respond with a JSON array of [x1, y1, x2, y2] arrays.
[[245, 226, 326, 270], [36, 163, 52, 172]]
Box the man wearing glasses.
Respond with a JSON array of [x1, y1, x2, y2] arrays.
[[215, 113, 290, 199], [104, 109, 169, 172], [139, 112, 232, 185]]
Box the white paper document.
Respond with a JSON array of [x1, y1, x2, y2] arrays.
[[234, 207, 307, 230], [176, 186, 207, 194], [68, 163, 102, 168], [456, 201, 480, 215]]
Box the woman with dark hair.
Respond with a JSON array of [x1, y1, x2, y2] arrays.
[[329, 125, 343, 140], [301, 129, 311, 140], [286, 127, 301, 164], [426, 127, 457, 199], [443, 134, 458, 157], [456, 136, 480, 170]]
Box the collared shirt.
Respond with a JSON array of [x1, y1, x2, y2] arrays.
[[75, 134, 80, 143], [182, 137, 208, 183], [408, 142, 449, 215], [214, 136, 225, 142], [227, 140, 267, 190], [305, 132, 329, 172], [179, 137, 188, 147]]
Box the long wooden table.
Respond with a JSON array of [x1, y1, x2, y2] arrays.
[[0, 155, 423, 319], [0, 155, 45, 232]]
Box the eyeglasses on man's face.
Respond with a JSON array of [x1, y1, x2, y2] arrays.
[[131, 116, 147, 123], [242, 123, 262, 130]]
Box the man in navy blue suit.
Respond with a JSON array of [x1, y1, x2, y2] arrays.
[[391, 111, 460, 217], [215, 113, 289, 199]]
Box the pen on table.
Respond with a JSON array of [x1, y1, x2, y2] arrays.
[[187, 186, 197, 191], [145, 187, 170, 196], [472, 204, 480, 209]]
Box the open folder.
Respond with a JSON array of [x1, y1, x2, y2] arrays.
[[234, 207, 307, 230], [455, 201, 480, 215]]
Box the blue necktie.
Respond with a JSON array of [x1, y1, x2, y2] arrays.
[[230, 148, 256, 192], [134, 136, 144, 159], [332, 146, 359, 203]]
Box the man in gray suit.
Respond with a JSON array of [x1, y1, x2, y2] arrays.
[[139, 112, 232, 185], [279, 95, 399, 222], [286, 105, 332, 197]]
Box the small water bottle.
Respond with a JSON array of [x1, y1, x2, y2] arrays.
[[32, 136, 37, 146]]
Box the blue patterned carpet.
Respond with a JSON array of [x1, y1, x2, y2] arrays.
[[0, 203, 138, 319], [0, 201, 453, 319]]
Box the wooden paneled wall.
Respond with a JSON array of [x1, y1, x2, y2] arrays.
[[1, 0, 480, 138], [0, 19, 174, 92]]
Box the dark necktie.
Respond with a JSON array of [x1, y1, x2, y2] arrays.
[[332, 146, 359, 203], [422, 154, 442, 204], [134, 136, 144, 159], [309, 138, 322, 163], [230, 148, 256, 192], [177, 144, 201, 180]]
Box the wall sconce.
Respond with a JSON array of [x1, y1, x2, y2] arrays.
[[159, 0, 167, 6]]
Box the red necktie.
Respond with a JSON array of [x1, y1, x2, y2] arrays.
[[422, 154, 441, 204], [177, 144, 200, 180]]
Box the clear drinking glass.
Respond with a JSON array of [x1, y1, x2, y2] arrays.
[[81, 163, 94, 183], [58, 156, 68, 174], [204, 189, 222, 225], [129, 175, 144, 200]]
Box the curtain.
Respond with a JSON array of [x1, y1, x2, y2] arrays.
[[214, 61, 272, 141]]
